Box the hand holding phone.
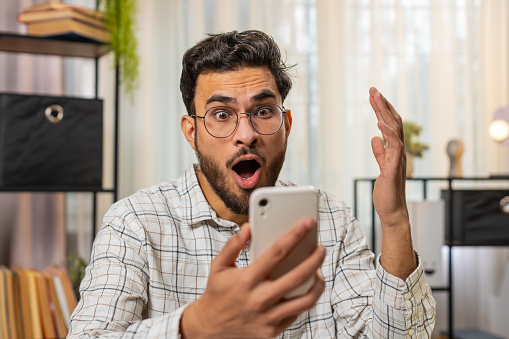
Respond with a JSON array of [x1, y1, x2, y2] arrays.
[[249, 186, 319, 298]]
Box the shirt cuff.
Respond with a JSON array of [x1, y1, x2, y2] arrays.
[[145, 304, 189, 338], [374, 252, 428, 311]]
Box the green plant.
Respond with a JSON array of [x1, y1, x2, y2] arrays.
[[98, 0, 139, 100], [403, 121, 429, 158], [67, 254, 87, 301]]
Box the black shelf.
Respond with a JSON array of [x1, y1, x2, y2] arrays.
[[353, 176, 509, 338], [0, 30, 119, 237], [0, 32, 110, 58]]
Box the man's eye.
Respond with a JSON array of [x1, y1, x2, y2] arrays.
[[213, 110, 231, 120], [255, 107, 273, 118]]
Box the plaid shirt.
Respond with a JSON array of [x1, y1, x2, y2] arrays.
[[68, 165, 435, 338]]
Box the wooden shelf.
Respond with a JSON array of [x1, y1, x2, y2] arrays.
[[0, 187, 114, 193], [0, 32, 109, 58]]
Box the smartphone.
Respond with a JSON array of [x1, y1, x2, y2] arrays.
[[249, 186, 319, 298]]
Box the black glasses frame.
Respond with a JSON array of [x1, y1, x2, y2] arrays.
[[192, 103, 287, 139]]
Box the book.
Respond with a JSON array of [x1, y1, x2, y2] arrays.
[[0, 266, 78, 338], [34, 270, 58, 339], [0, 267, 10, 339], [12, 267, 34, 339], [46, 272, 68, 338], [20, 0, 100, 16], [4, 268, 20, 339], [20, 1, 72, 12], [25, 270, 44, 339], [47, 266, 78, 315], [11, 269, 25, 339], [19, 7, 105, 29], [27, 17, 111, 43], [50, 273, 71, 325]]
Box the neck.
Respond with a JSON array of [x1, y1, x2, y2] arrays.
[[195, 166, 249, 226]]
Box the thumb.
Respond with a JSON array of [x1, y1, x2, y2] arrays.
[[371, 136, 386, 169], [211, 223, 251, 273]]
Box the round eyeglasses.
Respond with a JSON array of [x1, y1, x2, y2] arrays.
[[193, 103, 287, 138]]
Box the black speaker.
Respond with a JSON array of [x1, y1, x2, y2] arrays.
[[442, 189, 509, 246], [0, 92, 103, 190]]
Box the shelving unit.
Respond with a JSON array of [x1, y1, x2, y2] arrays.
[[0, 32, 119, 235], [353, 177, 509, 339]]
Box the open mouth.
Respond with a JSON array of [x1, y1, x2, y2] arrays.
[[232, 160, 261, 180], [231, 159, 262, 189]]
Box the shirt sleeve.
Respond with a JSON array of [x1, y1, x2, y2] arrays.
[[331, 212, 436, 338], [67, 203, 187, 339]]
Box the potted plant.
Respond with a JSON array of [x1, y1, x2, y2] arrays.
[[98, 0, 139, 100], [403, 121, 429, 177]]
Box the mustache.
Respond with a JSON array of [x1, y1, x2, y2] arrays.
[[225, 147, 267, 169]]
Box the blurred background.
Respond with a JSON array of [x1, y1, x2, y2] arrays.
[[1, 0, 509, 337]]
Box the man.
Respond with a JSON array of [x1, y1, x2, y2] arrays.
[[68, 30, 435, 338]]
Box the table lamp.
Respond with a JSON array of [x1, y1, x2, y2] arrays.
[[489, 107, 509, 178], [490, 107, 509, 143]]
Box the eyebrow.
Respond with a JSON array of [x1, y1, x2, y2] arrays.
[[206, 94, 236, 106], [251, 90, 277, 102], [205, 89, 278, 106]]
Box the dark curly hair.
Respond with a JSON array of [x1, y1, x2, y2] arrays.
[[180, 30, 293, 115]]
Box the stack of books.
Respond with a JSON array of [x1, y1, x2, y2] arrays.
[[18, 1, 110, 43], [0, 266, 78, 339]]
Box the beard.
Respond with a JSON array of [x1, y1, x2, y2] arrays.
[[195, 140, 287, 216]]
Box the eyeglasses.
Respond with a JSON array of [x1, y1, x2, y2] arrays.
[[193, 103, 287, 138]]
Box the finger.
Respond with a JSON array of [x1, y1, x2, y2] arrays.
[[379, 94, 404, 143], [369, 95, 388, 143], [247, 218, 316, 283], [383, 98, 404, 141], [377, 121, 404, 167], [269, 270, 325, 322], [268, 245, 326, 298], [371, 136, 386, 169], [211, 223, 251, 273], [374, 91, 399, 133], [370, 88, 400, 138]]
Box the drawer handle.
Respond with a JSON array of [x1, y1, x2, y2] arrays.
[[501, 196, 509, 214], [45, 104, 64, 124]]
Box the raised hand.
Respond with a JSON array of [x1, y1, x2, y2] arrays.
[[369, 87, 417, 280], [180, 218, 326, 338]]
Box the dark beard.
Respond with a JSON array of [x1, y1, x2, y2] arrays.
[[195, 141, 287, 216]]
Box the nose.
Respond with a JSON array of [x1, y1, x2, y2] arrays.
[[233, 113, 259, 146]]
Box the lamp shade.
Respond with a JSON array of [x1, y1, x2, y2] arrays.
[[490, 107, 509, 145]]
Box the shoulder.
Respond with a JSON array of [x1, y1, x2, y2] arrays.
[[98, 180, 183, 244]]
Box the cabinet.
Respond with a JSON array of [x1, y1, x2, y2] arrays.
[[0, 32, 119, 236], [353, 177, 509, 339]]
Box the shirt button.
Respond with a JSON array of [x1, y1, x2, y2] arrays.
[[408, 328, 415, 336], [405, 292, 412, 300]]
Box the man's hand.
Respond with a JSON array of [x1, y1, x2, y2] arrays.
[[369, 87, 417, 280], [180, 218, 326, 339]]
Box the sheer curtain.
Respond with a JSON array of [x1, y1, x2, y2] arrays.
[[315, 0, 509, 335], [117, 0, 319, 199], [113, 0, 508, 335]]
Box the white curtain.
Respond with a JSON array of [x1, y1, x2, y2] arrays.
[[315, 0, 509, 336]]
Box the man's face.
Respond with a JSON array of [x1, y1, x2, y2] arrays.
[[182, 67, 292, 216]]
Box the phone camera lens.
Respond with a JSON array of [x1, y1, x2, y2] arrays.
[[259, 199, 268, 207]]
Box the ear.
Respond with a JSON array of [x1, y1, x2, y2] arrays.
[[181, 115, 197, 150], [284, 109, 292, 138]]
